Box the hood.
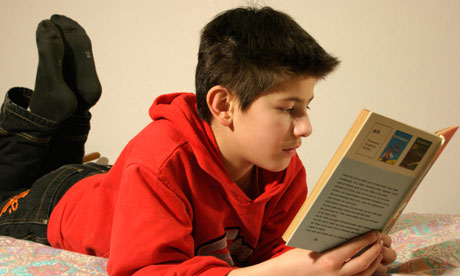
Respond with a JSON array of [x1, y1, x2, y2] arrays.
[[149, 92, 226, 178]]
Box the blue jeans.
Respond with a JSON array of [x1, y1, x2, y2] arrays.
[[0, 87, 110, 244]]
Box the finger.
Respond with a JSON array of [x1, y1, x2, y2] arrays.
[[341, 241, 382, 275], [381, 245, 397, 265], [382, 234, 392, 247], [327, 231, 379, 261], [374, 263, 388, 275], [356, 253, 383, 276]]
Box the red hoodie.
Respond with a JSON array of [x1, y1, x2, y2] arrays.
[[47, 93, 308, 276]]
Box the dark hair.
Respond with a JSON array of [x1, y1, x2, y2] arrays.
[[195, 6, 340, 122]]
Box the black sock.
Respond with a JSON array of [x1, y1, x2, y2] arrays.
[[50, 14, 102, 115], [29, 20, 77, 122]]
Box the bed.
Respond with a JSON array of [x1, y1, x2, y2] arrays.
[[0, 213, 458, 275]]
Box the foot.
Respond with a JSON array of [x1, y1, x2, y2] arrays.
[[50, 14, 102, 114], [30, 20, 77, 122]]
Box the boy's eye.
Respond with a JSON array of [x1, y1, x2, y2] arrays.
[[279, 105, 311, 116], [280, 107, 294, 113]]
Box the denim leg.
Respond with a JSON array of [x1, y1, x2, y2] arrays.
[[0, 162, 110, 244], [39, 112, 91, 175], [0, 88, 57, 201], [0, 88, 92, 201], [0, 87, 102, 244]]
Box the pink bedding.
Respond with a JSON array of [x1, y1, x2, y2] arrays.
[[0, 213, 458, 275], [387, 213, 460, 275]]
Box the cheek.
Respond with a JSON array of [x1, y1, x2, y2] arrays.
[[263, 113, 292, 136], [251, 115, 291, 146], [235, 107, 292, 148]]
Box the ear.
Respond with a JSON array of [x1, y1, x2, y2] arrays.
[[206, 85, 236, 127]]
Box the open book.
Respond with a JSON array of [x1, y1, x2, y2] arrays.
[[283, 109, 458, 252]]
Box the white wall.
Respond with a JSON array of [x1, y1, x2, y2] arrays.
[[1, 0, 459, 214]]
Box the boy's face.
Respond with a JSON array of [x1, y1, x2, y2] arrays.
[[230, 76, 316, 172]]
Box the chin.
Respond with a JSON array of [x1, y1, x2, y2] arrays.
[[260, 160, 291, 172]]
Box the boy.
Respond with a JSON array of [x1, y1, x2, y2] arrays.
[[0, 7, 395, 276]]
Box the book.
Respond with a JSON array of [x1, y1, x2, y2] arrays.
[[283, 109, 458, 252]]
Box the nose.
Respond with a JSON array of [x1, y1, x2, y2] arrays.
[[293, 113, 312, 138]]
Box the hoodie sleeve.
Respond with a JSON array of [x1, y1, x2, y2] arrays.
[[107, 164, 235, 276], [247, 161, 308, 264]]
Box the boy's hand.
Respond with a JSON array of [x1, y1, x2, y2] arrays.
[[375, 233, 397, 274], [229, 231, 394, 276], [309, 231, 383, 276]]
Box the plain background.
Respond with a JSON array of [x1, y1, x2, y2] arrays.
[[1, 0, 459, 214]]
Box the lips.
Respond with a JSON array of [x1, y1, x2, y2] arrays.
[[283, 142, 301, 151], [282, 143, 301, 157], [282, 148, 297, 157]]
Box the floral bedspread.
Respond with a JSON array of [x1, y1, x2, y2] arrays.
[[0, 213, 458, 275], [387, 213, 460, 275], [0, 237, 107, 275]]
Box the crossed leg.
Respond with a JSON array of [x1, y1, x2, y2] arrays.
[[0, 15, 102, 200]]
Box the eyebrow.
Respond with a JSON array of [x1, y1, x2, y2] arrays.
[[279, 95, 315, 103]]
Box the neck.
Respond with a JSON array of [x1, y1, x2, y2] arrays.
[[220, 146, 254, 190], [233, 164, 254, 192], [211, 120, 255, 194]]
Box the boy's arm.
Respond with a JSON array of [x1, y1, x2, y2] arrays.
[[106, 164, 235, 276]]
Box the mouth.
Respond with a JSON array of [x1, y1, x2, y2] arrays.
[[282, 144, 301, 157]]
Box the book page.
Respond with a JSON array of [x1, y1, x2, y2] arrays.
[[286, 112, 443, 252], [290, 158, 413, 251]]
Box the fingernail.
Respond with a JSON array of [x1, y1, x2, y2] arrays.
[[345, 257, 352, 263]]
